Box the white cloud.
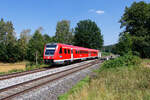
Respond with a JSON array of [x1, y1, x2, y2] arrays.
[[95, 10, 104, 14], [88, 9, 104, 15]]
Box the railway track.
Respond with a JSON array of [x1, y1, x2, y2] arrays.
[[0, 67, 50, 80], [0, 60, 95, 81], [0, 59, 102, 100]]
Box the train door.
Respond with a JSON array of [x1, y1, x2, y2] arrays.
[[71, 48, 73, 61], [89, 51, 91, 58]]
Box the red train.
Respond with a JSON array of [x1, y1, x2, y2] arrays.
[[43, 43, 101, 64]]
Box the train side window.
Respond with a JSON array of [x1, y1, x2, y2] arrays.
[[64, 49, 67, 54], [68, 49, 70, 54], [71, 49, 73, 54], [76, 50, 77, 54], [59, 47, 62, 54]]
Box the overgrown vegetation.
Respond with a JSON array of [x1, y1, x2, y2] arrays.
[[58, 55, 150, 100], [101, 54, 141, 69]]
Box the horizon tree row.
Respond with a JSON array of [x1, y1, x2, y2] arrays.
[[0, 19, 103, 63]]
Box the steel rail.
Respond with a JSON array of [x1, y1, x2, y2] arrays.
[[0, 59, 102, 100], [0, 60, 94, 80], [0, 68, 50, 80]]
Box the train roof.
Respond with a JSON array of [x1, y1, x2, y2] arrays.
[[46, 43, 99, 51]]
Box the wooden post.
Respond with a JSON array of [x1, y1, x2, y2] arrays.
[[36, 51, 38, 65]]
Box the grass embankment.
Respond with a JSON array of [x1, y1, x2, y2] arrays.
[[0, 61, 49, 75], [58, 55, 150, 100]]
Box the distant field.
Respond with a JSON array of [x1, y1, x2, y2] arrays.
[[0, 62, 26, 72]]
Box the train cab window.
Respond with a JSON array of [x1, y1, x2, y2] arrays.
[[45, 44, 57, 56], [59, 47, 62, 54], [64, 49, 67, 54], [68, 49, 70, 54]]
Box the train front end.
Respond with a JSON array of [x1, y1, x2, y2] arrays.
[[43, 43, 57, 64]]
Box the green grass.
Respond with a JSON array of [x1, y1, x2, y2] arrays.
[[58, 55, 150, 100], [25, 64, 49, 71], [58, 76, 90, 100], [0, 69, 24, 75], [8, 69, 24, 73]]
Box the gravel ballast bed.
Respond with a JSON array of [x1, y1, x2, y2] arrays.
[[12, 63, 101, 100], [0, 60, 94, 90]]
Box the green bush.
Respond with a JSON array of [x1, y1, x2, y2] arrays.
[[8, 69, 24, 73], [101, 52, 111, 57], [101, 54, 141, 69]]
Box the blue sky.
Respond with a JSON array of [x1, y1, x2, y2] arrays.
[[0, 0, 149, 45]]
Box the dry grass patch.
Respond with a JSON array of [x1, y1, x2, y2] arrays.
[[0, 62, 26, 72], [141, 59, 150, 68]]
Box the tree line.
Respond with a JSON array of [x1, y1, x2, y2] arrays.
[[103, 1, 150, 58], [1, 1, 149, 63], [0, 19, 103, 63]]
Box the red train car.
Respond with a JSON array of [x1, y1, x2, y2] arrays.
[[43, 43, 101, 64]]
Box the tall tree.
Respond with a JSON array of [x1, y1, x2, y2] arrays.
[[0, 18, 19, 62], [74, 19, 103, 49], [115, 32, 133, 56], [5, 21, 16, 45], [43, 34, 52, 43], [120, 1, 150, 58], [17, 29, 31, 60], [27, 30, 44, 63], [0, 19, 16, 44], [0, 19, 7, 61], [55, 20, 73, 44], [20, 29, 31, 43], [0, 18, 6, 42]]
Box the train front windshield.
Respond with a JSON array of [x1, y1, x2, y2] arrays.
[[45, 45, 57, 56]]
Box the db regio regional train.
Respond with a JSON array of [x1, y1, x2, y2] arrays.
[[43, 43, 101, 64]]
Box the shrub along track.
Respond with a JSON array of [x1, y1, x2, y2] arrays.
[[0, 59, 103, 100]]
